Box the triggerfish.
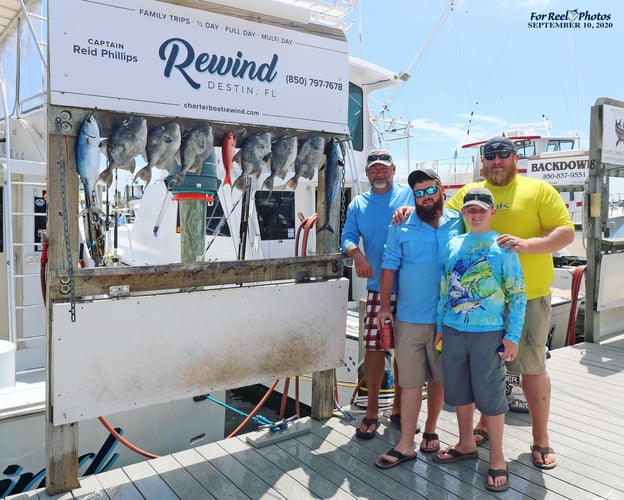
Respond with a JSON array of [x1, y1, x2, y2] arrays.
[[232, 131, 272, 190], [261, 134, 297, 193], [169, 124, 214, 186], [134, 121, 181, 186], [286, 135, 325, 190], [100, 116, 148, 188]]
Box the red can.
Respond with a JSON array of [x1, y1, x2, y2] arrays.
[[380, 318, 394, 349]]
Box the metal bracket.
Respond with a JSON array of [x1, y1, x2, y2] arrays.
[[109, 285, 130, 297]]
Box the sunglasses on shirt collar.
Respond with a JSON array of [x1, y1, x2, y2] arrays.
[[414, 185, 440, 198]]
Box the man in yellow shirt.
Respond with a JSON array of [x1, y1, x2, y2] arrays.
[[445, 136, 574, 470]]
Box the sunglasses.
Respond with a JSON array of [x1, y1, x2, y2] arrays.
[[483, 149, 514, 161], [414, 185, 440, 198], [367, 153, 392, 163], [463, 193, 493, 206]]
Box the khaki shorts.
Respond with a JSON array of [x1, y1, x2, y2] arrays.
[[393, 320, 443, 388], [506, 295, 551, 375]]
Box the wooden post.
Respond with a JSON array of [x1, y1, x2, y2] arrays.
[[311, 147, 342, 419], [46, 122, 80, 494], [584, 102, 605, 343], [179, 199, 207, 262]]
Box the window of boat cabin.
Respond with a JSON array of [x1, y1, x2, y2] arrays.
[[348, 83, 364, 151], [547, 139, 576, 152], [514, 140, 535, 159], [254, 191, 295, 240]]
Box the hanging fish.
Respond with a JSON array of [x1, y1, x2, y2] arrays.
[[261, 134, 298, 192], [317, 137, 344, 234], [76, 112, 102, 203], [221, 131, 236, 188], [99, 116, 148, 188], [134, 121, 181, 186], [232, 131, 272, 190], [168, 124, 214, 186], [286, 135, 325, 190]]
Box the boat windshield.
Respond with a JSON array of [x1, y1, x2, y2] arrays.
[[546, 139, 576, 152]]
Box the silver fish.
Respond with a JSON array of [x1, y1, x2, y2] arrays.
[[286, 136, 325, 190], [317, 137, 344, 234], [100, 116, 148, 188], [232, 131, 272, 190], [76, 113, 102, 203], [169, 124, 214, 186], [261, 135, 298, 192], [134, 121, 181, 186]]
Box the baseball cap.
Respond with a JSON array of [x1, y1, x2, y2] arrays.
[[366, 149, 394, 168], [483, 136, 517, 154], [462, 186, 495, 210], [407, 169, 441, 189]]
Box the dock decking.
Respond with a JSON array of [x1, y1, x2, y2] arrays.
[[8, 337, 624, 499]]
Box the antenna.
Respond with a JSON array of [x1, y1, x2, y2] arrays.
[[541, 114, 552, 135]]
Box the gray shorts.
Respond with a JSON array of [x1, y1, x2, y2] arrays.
[[393, 321, 442, 388], [441, 326, 508, 416], [506, 295, 551, 375]]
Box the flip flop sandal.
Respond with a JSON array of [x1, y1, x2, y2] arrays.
[[531, 445, 557, 469], [473, 429, 489, 446], [485, 466, 510, 492], [355, 417, 379, 440], [419, 432, 440, 453], [375, 448, 417, 469], [433, 446, 479, 463]]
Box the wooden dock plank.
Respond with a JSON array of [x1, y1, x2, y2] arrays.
[[245, 435, 357, 500], [193, 441, 286, 498], [82, 467, 140, 499], [273, 431, 390, 499], [122, 460, 178, 499], [149, 454, 215, 499], [171, 447, 247, 498], [218, 436, 319, 499]]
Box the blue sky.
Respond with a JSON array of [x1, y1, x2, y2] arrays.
[[343, 0, 623, 175]]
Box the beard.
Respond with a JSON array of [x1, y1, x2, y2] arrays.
[[415, 196, 444, 224], [484, 165, 517, 186]]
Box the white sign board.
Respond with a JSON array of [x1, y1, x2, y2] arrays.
[[525, 155, 589, 186], [48, 0, 349, 134], [51, 279, 348, 424], [601, 104, 624, 167]]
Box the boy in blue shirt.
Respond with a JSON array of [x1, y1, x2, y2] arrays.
[[433, 187, 526, 492]]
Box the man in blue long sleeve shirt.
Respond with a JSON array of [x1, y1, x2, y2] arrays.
[[341, 149, 413, 439], [375, 169, 463, 468]]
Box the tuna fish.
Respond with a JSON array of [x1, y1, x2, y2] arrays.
[[99, 116, 148, 188], [134, 121, 181, 186], [232, 131, 272, 190], [169, 124, 214, 186], [76, 113, 102, 204], [261, 134, 298, 192], [286, 136, 325, 190], [221, 131, 236, 188], [317, 137, 344, 234]]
